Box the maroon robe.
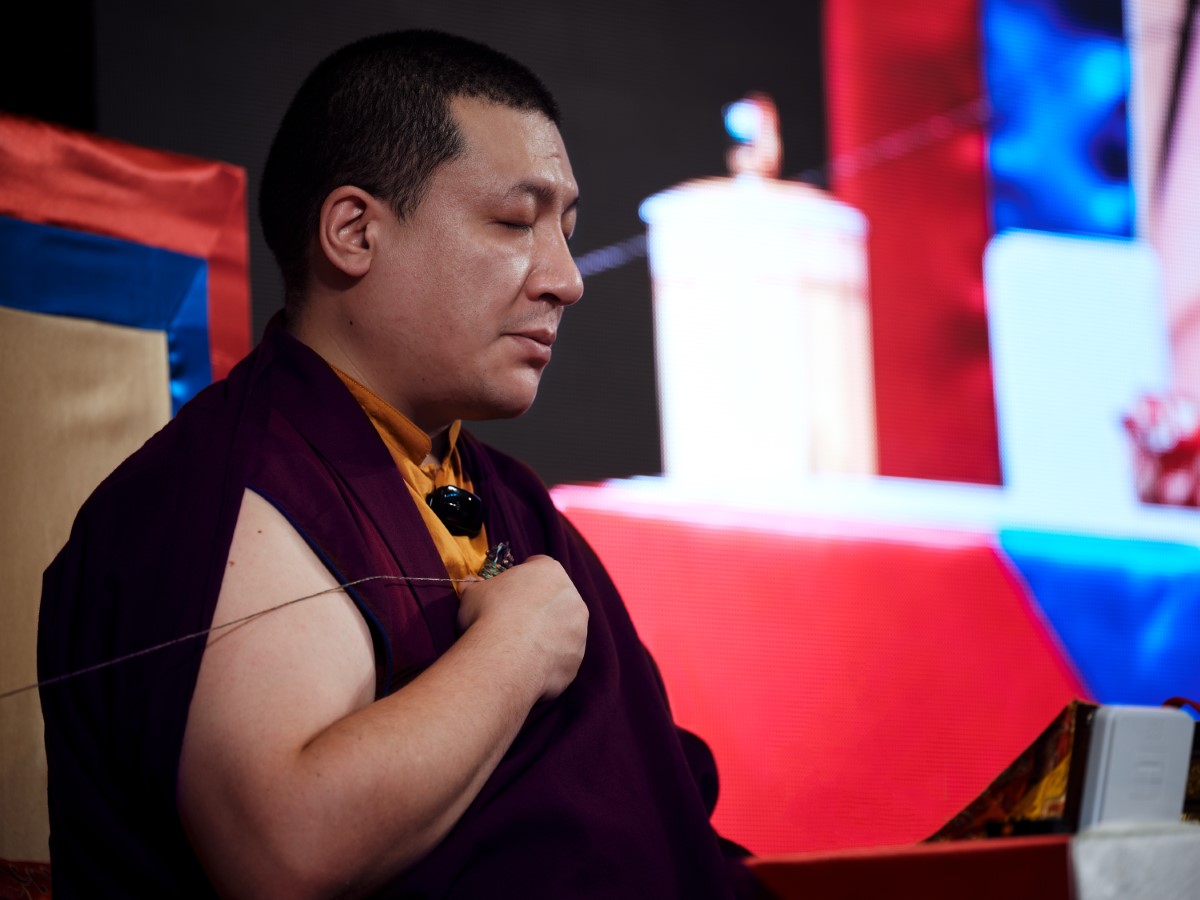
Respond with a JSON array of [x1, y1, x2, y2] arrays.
[[39, 321, 753, 897]]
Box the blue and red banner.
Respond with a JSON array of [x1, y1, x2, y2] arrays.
[[0, 113, 251, 401]]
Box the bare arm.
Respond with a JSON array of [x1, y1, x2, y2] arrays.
[[178, 488, 588, 900]]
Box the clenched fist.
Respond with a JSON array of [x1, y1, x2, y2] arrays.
[[458, 555, 588, 700]]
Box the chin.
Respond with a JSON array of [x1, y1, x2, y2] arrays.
[[466, 386, 540, 422], [458, 366, 546, 422], [491, 395, 538, 421]]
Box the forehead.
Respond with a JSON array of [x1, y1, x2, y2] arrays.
[[443, 95, 578, 202]]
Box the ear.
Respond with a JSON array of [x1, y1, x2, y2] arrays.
[[316, 186, 378, 279]]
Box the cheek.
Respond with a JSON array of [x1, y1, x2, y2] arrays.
[[462, 244, 533, 304], [415, 226, 533, 324]]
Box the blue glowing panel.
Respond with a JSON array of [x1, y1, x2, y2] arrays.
[[983, 0, 1134, 236], [1000, 529, 1200, 705]]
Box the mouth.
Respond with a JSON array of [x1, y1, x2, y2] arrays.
[[511, 327, 557, 348], [506, 328, 556, 366]]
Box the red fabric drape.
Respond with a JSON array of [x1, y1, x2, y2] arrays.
[[553, 484, 1087, 855], [825, 1, 1002, 483]]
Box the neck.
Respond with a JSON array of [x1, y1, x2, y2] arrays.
[[288, 299, 455, 460]]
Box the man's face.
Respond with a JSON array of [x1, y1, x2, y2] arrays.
[[352, 95, 583, 434]]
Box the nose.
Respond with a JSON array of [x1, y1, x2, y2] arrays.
[[531, 229, 584, 307]]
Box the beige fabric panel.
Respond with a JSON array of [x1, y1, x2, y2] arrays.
[[0, 306, 170, 861]]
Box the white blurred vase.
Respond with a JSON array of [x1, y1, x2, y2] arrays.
[[639, 175, 876, 488]]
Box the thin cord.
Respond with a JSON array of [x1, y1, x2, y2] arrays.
[[0, 574, 477, 702]]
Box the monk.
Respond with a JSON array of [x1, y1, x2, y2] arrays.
[[39, 30, 756, 898]]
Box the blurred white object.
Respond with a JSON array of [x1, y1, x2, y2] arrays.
[[640, 176, 875, 486], [1073, 704, 1196, 899], [984, 230, 1171, 513], [1078, 705, 1193, 830], [1072, 823, 1200, 900]]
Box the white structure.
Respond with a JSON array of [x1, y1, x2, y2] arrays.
[[640, 175, 876, 486]]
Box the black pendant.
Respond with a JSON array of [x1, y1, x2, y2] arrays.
[[425, 484, 484, 537]]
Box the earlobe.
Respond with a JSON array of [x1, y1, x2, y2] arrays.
[[317, 187, 375, 279]]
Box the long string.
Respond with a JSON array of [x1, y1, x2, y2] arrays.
[[0, 574, 476, 702]]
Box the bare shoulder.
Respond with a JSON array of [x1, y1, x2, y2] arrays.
[[178, 487, 375, 845]]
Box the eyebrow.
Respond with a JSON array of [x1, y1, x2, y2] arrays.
[[505, 180, 579, 215]]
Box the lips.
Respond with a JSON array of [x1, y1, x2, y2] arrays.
[[507, 328, 556, 365], [512, 326, 556, 348]]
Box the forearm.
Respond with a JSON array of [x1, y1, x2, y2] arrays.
[[193, 621, 544, 900], [295, 620, 545, 893]]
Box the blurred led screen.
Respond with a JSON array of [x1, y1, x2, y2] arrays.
[[547, 0, 1200, 854]]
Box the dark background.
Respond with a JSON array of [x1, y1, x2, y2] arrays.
[[2, 0, 825, 485]]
